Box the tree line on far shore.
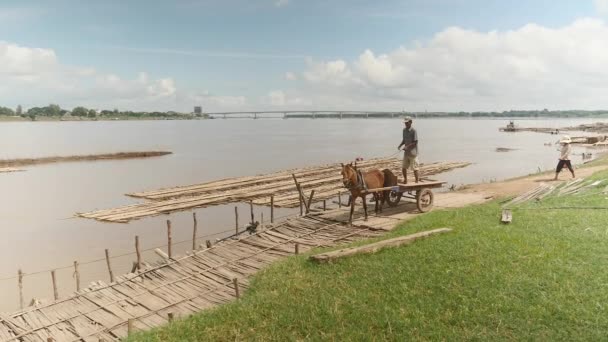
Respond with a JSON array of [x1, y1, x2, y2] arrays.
[[0, 104, 202, 120]]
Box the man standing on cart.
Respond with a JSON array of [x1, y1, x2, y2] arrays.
[[397, 116, 420, 184]]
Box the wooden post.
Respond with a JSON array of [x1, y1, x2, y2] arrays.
[[105, 249, 114, 283], [306, 190, 315, 213], [51, 270, 58, 300], [233, 278, 240, 299], [167, 220, 172, 259], [292, 174, 306, 216], [130, 262, 138, 273], [192, 213, 198, 251], [135, 236, 141, 271], [73, 261, 80, 292], [206, 240, 212, 248], [18, 269, 24, 310], [295, 242, 300, 255], [270, 195, 274, 223], [249, 200, 254, 224], [298, 189, 303, 215], [168, 312, 174, 322], [235, 206, 239, 234], [338, 191, 342, 208], [261, 212, 264, 224], [323, 200, 327, 211], [127, 318, 134, 335]]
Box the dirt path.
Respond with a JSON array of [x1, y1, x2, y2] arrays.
[[462, 164, 608, 198]]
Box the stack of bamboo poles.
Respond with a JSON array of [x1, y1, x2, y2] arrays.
[[0, 168, 23, 173], [502, 183, 556, 207], [77, 158, 470, 223]]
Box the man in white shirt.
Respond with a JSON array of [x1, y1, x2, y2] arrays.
[[554, 135, 575, 180]]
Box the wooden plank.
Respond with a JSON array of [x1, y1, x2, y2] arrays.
[[310, 228, 453, 263]]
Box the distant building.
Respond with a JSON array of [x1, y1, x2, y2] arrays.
[[194, 106, 202, 115]]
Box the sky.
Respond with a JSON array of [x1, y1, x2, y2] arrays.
[[1, 0, 608, 112]]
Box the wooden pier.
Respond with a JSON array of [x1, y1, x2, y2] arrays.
[[77, 158, 470, 223], [1, 189, 491, 341], [0, 213, 382, 341]]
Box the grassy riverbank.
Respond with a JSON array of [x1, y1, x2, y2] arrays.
[[129, 169, 608, 341]]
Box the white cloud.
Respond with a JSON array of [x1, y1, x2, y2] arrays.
[[595, 0, 608, 14], [275, 0, 290, 7], [284, 72, 297, 81], [295, 18, 608, 111], [0, 41, 180, 110]]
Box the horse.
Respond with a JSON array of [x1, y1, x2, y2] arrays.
[[341, 163, 397, 224]]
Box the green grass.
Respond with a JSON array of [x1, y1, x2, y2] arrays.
[[129, 170, 608, 341]]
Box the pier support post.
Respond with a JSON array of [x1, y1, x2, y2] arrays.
[[270, 195, 274, 223], [105, 249, 114, 283], [74, 261, 81, 291], [235, 206, 239, 234], [18, 269, 24, 310], [250, 200, 254, 224], [167, 220, 172, 259], [233, 278, 240, 299], [192, 213, 198, 251], [135, 236, 142, 270], [51, 270, 58, 300]]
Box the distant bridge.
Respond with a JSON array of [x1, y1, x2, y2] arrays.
[[204, 111, 412, 119]]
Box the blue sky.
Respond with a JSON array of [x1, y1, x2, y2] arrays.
[[1, 0, 607, 111]]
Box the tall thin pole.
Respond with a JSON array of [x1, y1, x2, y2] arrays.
[[51, 270, 58, 300], [135, 236, 141, 271], [73, 261, 81, 291], [18, 269, 24, 310], [235, 206, 239, 234], [105, 249, 114, 283], [167, 220, 173, 259], [250, 200, 254, 224], [192, 213, 198, 251], [270, 195, 275, 223]]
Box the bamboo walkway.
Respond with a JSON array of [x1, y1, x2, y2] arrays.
[[77, 158, 470, 223], [0, 213, 383, 341]]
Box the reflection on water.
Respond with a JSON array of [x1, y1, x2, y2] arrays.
[[0, 118, 604, 311]]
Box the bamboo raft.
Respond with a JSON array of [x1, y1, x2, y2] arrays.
[[77, 158, 470, 223], [0, 214, 382, 341]]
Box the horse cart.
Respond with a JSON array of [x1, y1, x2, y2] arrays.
[[374, 180, 445, 213]]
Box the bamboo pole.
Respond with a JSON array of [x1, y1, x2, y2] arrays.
[[233, 278, 240, 299], [51, 270, 58, 300], [135, 236, 142, 270], [18, 269, 24, 310], [105, 249, 114, 283], [73, 261, 80, 292], [192, 213, 198, 251], [295, 242, 300, 255], [306, 190, 315, 213], [167, 220, 172, 259], [323, 200, 326, 211], [270, 195, 274, 223], [338, 191, 342, 208], [250, 200, 254, 224], [235, 206, 239, 234]]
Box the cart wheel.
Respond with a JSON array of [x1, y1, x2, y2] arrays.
[[416, 188, 434, 212], [386, 190, 402, 207]]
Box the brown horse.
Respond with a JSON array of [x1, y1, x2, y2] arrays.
[[341, 163, 388, 224]]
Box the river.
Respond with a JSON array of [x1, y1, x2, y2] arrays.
[[0, 117, 604, 312]]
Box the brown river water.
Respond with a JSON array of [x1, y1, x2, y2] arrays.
[[0, 118, 603, 312]]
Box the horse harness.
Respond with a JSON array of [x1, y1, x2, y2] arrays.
[[345, 168, 369, 192]]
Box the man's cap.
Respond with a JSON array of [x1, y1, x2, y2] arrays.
[[403, 116, 412, 122]]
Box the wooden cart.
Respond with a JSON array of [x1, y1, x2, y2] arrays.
[[373, 180, 446, 213]]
